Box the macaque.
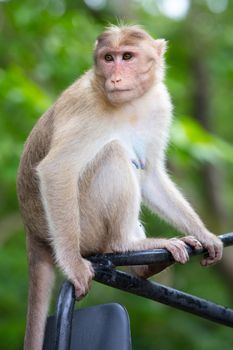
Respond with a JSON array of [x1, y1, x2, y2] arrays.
[[17, 25, 223, 350]]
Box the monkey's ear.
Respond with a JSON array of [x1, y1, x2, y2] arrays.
[[94, 40, 98, 49], [93, 40, 99, 63], [154, 39, 168, 57]]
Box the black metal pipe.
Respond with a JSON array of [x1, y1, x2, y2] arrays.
[[55, 281, 76, 350], [219, 232, 233, 247], [88, 232, 233, 267], [94, 267, 233, 328], [52, 231, 233, 348]]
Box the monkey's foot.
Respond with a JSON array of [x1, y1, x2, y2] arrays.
[[181, 235, 203, 250], [130, 261, 172, 279], [161, 238, 191, 264]]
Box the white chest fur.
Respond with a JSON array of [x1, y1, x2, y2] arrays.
[[116, 125, 147, 170], [111, 83, 172, 170]]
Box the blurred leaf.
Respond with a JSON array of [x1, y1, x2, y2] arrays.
[[171, 115, 233, 164]]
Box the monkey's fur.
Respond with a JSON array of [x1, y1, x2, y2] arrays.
[[17, 25, 223, 350]]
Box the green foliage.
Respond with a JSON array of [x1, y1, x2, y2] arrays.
[[171, 116, 233, 165], [0, 1, 233, 349]]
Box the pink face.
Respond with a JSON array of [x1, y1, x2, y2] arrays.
[[96, 45, 157, 105]]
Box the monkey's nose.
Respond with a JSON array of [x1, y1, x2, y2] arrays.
[[111, 78, 122, 84]]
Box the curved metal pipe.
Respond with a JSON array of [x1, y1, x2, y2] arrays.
[[88, 232, 233, 267]]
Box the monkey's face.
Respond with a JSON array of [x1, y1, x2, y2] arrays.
[[95, 43, 164, 105]]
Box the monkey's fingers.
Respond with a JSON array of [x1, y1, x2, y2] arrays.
[[200, 234, 223, 267], [201, 251, 222, 266], [201, 247, 222, 267], [73, 259, 95, 299], [74, 280, 88, 300], [201, 257, 217, 267], [74, 273, 94, 300]]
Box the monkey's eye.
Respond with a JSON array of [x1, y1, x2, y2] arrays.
[[122, 52, 132, 60], [104, 54, 114, 62]]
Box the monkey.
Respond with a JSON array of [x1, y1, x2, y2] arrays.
[[17, 25, 223, 350]]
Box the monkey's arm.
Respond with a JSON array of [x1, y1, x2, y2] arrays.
[[36, 137, 101, 297], [141, 164, 223, 266]]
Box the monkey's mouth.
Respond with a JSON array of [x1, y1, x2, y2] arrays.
[[109, 89, 131, 93]]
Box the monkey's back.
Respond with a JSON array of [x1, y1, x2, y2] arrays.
[[17, 107, 55, 241]]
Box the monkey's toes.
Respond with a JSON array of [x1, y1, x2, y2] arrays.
[[166, 238, 189, 264], [181, 236, 203, 250]]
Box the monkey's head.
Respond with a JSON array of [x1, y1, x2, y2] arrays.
[[94, 25, 167, 105]]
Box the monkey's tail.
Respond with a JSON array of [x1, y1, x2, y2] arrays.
[[24, 237, 55, 350]]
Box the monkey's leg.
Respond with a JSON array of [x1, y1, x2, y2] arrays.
[[24, 237, 55, 350], [125, 224, 173, 278], [129, 262, 173, 279], [110, 221, 191, 272], [81, 141, 191, 277], [101, 147, 191, 268]]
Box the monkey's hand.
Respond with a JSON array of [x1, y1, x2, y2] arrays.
[[70, 258, 95, 300], [195, 232, 223, 267]]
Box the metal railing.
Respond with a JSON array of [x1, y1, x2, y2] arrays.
[[54, 232, 233, 350]]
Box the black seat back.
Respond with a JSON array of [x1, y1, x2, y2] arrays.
[[43, 303, 132, 350]]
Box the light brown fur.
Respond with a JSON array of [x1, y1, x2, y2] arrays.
[[17, 25, 223, 350]]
